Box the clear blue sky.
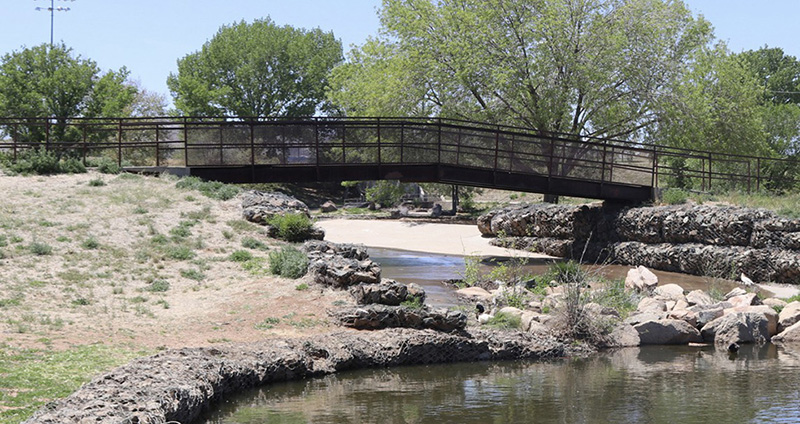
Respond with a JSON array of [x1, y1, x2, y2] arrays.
[[1, 0, 798, 102]]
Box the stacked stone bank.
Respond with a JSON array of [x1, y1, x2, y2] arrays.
[[478, 204, 800, 284]]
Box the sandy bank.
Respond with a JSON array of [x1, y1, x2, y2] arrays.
[[317, 218, 551, 258]]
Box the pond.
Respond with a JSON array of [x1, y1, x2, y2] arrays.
[[198, 343, 800, 424]]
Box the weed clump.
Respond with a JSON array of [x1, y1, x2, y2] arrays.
[[268, 213, 315, 242], [268, 246, 308, 279], [175, 176, 240, 201]]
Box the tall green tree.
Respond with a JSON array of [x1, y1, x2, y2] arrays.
[[0, 43, 135, 144], [168, 18, 343, 117]]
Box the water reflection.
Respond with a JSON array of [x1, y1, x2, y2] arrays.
[[198, 344, 800, 424]]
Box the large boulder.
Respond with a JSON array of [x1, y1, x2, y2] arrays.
[[687, 304, 725, 329], [686, 290, 714, 306], [778, 301, 800, 333], [332, 305, 467, 332], [653, 283, 686, 302], [456, 287, 493, 302], [772, 321, 800, 343], [599, 323, 641, 348], [634, 319, 702, 345], [304, 241, 381, 288], [625, 266, 659, 293], [241, 190, 310, 224], [700, 312, 772, 345], [351, 279, 426, 306]]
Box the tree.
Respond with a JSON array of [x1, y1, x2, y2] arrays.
[[328, 0, 712, 202], [0, 43, 135, 145], [167, 17, 343, 117]]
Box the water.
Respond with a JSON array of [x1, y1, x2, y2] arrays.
[[368, 247, 742, 308], [198, 344, 800, 424]]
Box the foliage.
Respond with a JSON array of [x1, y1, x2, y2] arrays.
[[268, 246, 309, 279], [543, 261, 588, 287], [460, 255, 483, 288], [0, 43, 135, 145], [401, 296, 425, 310], [241, 237, 269, 250], [365, 180, 404, 207], [295, 283, 310, 291], [589, 279, 641, 319], [484, 312, 522, 330], [92, 158, 121, 174], [661, 188, 688, 205], [88, 178, 106, 187], [229, 250, 254, 262], [168, 17, 342, 117], [783, 294, 800, 303], [4, 148, 87, 176], [143, 279, 170, 292], [268, 213, 315, 242], [331, 0, 711, 142], [28, 241, 52, 256], [175, 176, 241, 201]]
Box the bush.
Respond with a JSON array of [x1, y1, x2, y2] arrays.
[[10, 148, 61, 175], [662, 188, 688, 205], [28, 241, 53, 256], [175, 176, 240, 201], [88, 178, 106, 187], [268, 246, 308, 279], [268, 213, 314, 242], [60, 157, 87, 174], [365, 180, 404, 207], [229, 250, 254, 262], [144, 279, 170, 292], [96, 158, 121, 174]]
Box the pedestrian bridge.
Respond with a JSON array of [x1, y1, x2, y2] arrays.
[[0, 117, 790, 202]]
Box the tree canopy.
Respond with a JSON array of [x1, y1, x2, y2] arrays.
[[0, 43, 135, 121], [167, 18, 343, 117], [329, 0, 713, 142]]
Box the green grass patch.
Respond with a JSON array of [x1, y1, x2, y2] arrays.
[[175, 176, 241, 201], [27, 241, 52, 256], [484, 312, 522, 330], [143, 279, 170, 292], [241, 237, 269, 251], [268, 246, 308, 279], [180, 269, 206, 281], [254, 317, 281, 330], [267, 213, 315, 242], [0, 344, 151, 423], [88, 177, 106, 187], [229, 250, 254, 262]]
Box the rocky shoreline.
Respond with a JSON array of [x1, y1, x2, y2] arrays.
[[479, 203, 800, 284], [24, 329, 567, 424]]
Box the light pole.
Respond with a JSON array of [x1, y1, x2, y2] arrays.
[[35, 0, 74, 47]]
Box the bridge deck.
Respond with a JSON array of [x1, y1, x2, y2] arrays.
[[2, 116, 791, 201]]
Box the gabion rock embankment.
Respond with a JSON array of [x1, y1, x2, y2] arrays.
[[479, 204, 800, 283], [24, 329, 565, 424]]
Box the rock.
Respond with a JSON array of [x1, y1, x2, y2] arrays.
[[350, 280, 426, 306], [667, 309, 698, 328], [624, 312, 666, 326], [637, 297, 667, 314], [478, 313, 494, 324], [727, 292, 761, 308], [673, 299, 689, 311], [634, 319, 703, 345], [320, 200, 338, 213], [600, 323, 641, 348], [583, 302, 621, 319], [700, 312, 772, 345], [724, 287, 747, 299], [527, 320, 550, 335], [686, 290, 714, 306], [762, 298, 787, 309], [456, 287, 493, 302], [625, 266, 659, 292], [333, 305, 467, 332], [241, 190, 310, 223], [498, 307, 524, 319], [772, 321, 800, 343], [304, 241, 381, 288], [778, 301, 800, 332], [686, 304, 725, 329], [653, 283, 686, 302]]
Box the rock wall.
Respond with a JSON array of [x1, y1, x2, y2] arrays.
[[25, 329, 565, 424], [479, 204, 800, 284]]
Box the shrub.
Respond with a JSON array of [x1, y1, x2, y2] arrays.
[[10, 148, 61, 175], [241, 237, 269, 250], [88, 178, 106, 187], [94, 158, 121, 174], [662, 188, 688, 205], [165, 246, 195, 260], [229, 250, 254, 262], [365, 180, 404, 207], [28, 241, 53, 256], [60, 157, 87, 174], [268, 246, 308, 279], [295, 283, 309, 291], [175, 176, 240, 201], [180, 269, 206, 281], [81, 237, 100, 249], [268, 213, 314, 242], [144, 279, 170, 292], [484, 312, 522, 330]]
